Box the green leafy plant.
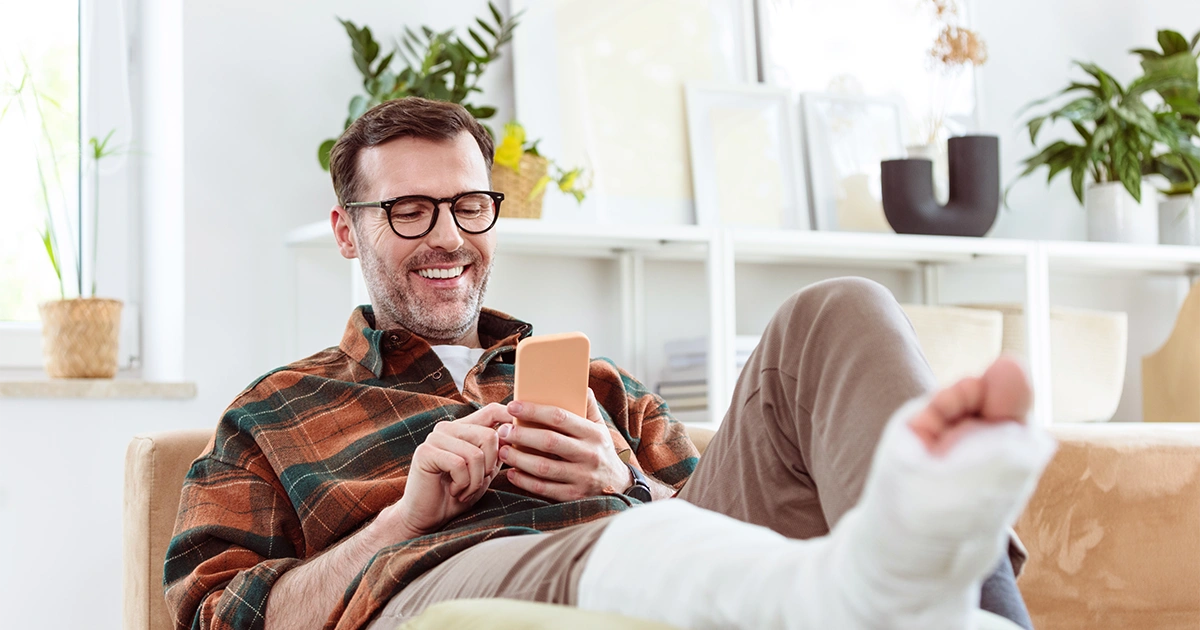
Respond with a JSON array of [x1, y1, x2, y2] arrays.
[[494, 122, 588, 203], [2, 58, 125, 300], [318, 2, 520, 170], [1133, 29, 1200, 196], [1014, 60, 1191, 204], [2, 59, 73, 299]]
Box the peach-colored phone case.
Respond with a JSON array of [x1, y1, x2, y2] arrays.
[[514, 332, 590, 420]]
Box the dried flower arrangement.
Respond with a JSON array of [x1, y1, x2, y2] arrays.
[[922, 0, 988, 144]]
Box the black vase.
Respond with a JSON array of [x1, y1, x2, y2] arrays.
[[880, 135, 1000, 237]]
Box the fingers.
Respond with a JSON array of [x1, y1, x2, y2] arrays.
[[505, 467, 580, 502], [426, 431, 488, 498], [585, 388, 603, 423], [499, 423, 589, 462], [928, 376, 984, 429], [507, 399, 591, 438], [414, 443, 473, 498], [458, 402, 517, 428], [499, 441, 583, 483]]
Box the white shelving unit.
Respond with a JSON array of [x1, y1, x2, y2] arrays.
[[286, 218, 1200, 427]]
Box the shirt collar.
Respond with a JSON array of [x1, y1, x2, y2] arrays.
[[339, 305, 532, 378]]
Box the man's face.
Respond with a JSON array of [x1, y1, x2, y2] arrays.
[[341, 132, 496, 345]]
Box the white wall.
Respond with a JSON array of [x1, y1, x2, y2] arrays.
[[1, 1, 1197, 628]]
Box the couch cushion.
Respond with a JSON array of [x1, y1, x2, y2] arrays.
[[1015, 424, 1200, 629]]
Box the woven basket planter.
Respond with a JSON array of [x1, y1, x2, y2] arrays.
[[38, 297, 124, 378], [492, 153, 550, 220]]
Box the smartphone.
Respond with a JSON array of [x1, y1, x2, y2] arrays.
[[513, 331, 591, 422]]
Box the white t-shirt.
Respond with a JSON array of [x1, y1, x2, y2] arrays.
[[431, 345, 486, 392]]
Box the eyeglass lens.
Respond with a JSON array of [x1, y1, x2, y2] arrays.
[[390, 193, 498, 237]]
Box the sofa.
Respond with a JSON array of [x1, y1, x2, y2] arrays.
[[125, 423, 1200, 629]]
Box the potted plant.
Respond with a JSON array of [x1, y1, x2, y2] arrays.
[[317, 2, 518, 170], [1133, 29, 1200, 245], [491, 122, 588, 219], [5, 63, 125, 377], [1014, 60, 1189, 244]]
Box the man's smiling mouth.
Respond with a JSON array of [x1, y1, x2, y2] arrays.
[[415, 265, 466, 279]]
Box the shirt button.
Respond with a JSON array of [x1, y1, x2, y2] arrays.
[[389, 334, 400, 343], [433, 371, 443, 380]]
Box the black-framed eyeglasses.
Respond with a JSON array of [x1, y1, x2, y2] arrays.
[[344, 190, 504, 239]]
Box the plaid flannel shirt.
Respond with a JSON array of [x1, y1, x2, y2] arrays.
[[163, 306, 699, 630]]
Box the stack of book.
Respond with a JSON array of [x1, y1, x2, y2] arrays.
[[656, 336, 761, 412]]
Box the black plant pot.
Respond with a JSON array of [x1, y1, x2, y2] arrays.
[[881, 135, 1000, 237]]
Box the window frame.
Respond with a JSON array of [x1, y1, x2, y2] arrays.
[[0, 0, 142, 372]]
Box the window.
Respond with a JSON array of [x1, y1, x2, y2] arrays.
[[1, 0, 139, 370], [0, 1, 79, 324]]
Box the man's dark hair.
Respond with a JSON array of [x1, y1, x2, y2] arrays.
[[329, 97, 495, 206]]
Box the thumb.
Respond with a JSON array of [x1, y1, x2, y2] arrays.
[[585, 387, 604, 423]]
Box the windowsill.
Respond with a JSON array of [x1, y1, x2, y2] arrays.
[[0, 379, 197, 400]]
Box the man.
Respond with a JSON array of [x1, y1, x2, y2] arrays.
[[165, 97, 1052, 630]]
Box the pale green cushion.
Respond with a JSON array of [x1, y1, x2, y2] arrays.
[[396, 598, 1022, 629]]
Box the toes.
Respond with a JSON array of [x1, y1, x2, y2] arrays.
[[980, 356, 1032, 423]]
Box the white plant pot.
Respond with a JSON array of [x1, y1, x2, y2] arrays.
[[1085, 181, 1158, 244], [1159, 192, 1200, 246]]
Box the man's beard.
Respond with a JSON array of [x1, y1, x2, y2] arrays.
[[356, 237, 493, 344]]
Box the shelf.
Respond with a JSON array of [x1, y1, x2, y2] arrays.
[[730, 228, 1032, 268], [1044, 240, 1200, 275], [286, 218, 1200, 276]]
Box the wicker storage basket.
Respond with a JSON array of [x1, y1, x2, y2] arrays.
[[491, 153, 550, 220], [38, 298, 124, 378], [900, 304, 1004, 387], [962, 303, 1127, 423]]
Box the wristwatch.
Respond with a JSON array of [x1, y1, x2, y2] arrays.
[[622, 462, 653, 502]]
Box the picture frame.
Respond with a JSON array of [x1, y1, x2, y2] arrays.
[[800, 93, 906, 232], [511, 0, 758, 226], [684, 82, 811, 230]]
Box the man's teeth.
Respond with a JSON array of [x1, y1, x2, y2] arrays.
[[417, 266, 465, 279]]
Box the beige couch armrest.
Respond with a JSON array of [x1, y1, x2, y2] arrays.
[[123, 430, 214, 630]]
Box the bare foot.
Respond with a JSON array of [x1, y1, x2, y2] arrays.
[[908, 356, 1033, 456]]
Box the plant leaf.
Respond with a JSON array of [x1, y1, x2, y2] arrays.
[[1028, 115, 1047, 144], [1191, 30, 1200, 52], [1159, 30, 1190, 56], [1112, 138, 1143, 202], [476, 17, 497, 38], [1070, 157, 1086, 204], [318, 139, 335, 171], [529, 174, 552, 200], [489, 1, 504, 28], [1131, 47, 1163, 60]]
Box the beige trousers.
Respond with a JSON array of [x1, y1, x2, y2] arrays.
[[367, 278, 1023, 627]]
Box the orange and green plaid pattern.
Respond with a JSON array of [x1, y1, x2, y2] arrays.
[[163, 306, 699, 630]]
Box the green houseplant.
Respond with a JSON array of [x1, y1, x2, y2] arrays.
[[1013, 57, 1191, 243], [3, 61, 125, 377], [1133, 30, 1200, 244], [317, 2, 518, 170]]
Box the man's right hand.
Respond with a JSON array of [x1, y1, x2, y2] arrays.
[[378, 403, 514, 540]]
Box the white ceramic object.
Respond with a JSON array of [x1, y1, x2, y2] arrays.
[[900, 304, 1003, 387], [1158, 192, 1200, 246], [1085, 181, 1158, 244], [962, 304, 1128, 423]]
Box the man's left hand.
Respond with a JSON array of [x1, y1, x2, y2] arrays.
[[498, 388, 632, 502]]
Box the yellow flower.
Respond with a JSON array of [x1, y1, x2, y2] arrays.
[[494, 122, 526, 171], [558, 169, 579, 192]]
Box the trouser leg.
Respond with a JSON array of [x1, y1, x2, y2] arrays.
[[365, 519, 609, 628], [676, 277, 1031, 626]]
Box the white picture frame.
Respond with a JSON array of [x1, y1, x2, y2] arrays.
[[684, 82, 811, 230], [511, 0, 758, 226], [800, 93, 905, 232]]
